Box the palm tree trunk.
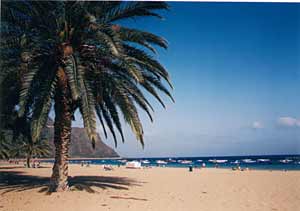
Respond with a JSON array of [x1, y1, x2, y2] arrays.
[[26, 154, 31, 168], [49, 67, 73, 192]]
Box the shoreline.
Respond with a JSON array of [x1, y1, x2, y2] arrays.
[[1, 162, 299, 172], [2, 154, 299, 171], [2, 153, 299, 160]]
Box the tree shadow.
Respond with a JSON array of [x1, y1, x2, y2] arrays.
[[0, 166, 51, 170], [68, 175, 142, 193], [0, 170, 142, 195]]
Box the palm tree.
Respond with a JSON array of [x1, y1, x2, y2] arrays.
[[0, 131, 11, 160], [1, 1, 173, 192], [11, 137, 51, 168]]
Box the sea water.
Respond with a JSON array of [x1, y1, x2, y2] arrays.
[[43, 155, 300, 170]]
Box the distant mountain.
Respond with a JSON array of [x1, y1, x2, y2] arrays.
[[44, 120, 119, 158]]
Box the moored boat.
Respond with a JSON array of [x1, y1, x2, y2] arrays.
[[209, 159, 217, 163], [215, 159, 227, 164], [209, 159, 227, 164], [156, 160, 168, 165], [257, 159, 270, 163], [125, 161, 142, 169], [231, 160, 240, 164], [118, 159, 127, 163], [242, 159, 256, 163], [142, 160, 150, 164], [180, 160, 192, 164], [279, 159, 292, 163], [168, 158, 177, 162]]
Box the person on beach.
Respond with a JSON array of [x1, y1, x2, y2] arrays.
[[103, 165, 114, 171]]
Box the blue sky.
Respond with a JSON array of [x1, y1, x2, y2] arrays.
[[72, 2, 300, 157]]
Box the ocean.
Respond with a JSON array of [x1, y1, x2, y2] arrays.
[[43, 154, 300, 170]]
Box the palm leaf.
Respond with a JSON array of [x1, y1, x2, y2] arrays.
[[115, 89, 144, 147], [64, 55, 80, 101], [103, 94, 125, 143], [18, 62, 38, 117], [97, 104, 118, 147], [2, 1, 173, 150], [31, 73, 57, 142], [77, 64, 97, 148], [119, 27, 168, 52], [105, 2, 169, 22]]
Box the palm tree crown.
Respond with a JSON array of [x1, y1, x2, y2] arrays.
[[11, 138, 51, 159], [1, 1, 174, 147]]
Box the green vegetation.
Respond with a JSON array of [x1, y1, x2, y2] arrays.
[[0, 131, 10, 159], [11, 138, 51, 168], [0, 129, 50, 167], [1, 1, 173, 192]]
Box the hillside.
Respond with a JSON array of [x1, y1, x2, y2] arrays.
[[45, 120, 119, 158]]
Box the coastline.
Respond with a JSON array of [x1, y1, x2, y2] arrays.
[[2, 154, 300, 171]]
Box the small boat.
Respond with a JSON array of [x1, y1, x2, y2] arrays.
[[168, 158, 177, 162], [231, 160, 240, 164], [126, 161, 142, 169], [209, 159, 217, 163], [279, 159, 292, 163], [257, 159, 270, 163], [156, 160, 168, 165], [180, 160, 192, 164], [215, 160, 227, 164], [196, 160, 203, 162], [209, 159, 227, 164], [142, 160, 150, 164], [242, 159, 256, 163]]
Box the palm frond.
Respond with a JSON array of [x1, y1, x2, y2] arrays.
[[31, 74, 57, 142], [105, 2, 169, 22], [141, 80, 166, 109], [95, 105, 108, 139], [115, 89, 144, 147], [77, 64, 97, 148], [64, 55, 80, 101], [103, 95, 125, 143], [2, 1, 173, 150], [0, 131, 11, 159], [119, 27, 168, 52], [96, 104, 118, 147], [124, 44, 173, 89], [18, 61, 38, 117], [144, 74, 175, 103]]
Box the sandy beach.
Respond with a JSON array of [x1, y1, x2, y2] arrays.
[[0, 163, 299, 211]]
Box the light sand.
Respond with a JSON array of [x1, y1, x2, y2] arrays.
[[0, 163, 299, 211]]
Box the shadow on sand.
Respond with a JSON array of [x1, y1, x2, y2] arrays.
[[0, 166, 50, 170], [0, 170, 142, 195]]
